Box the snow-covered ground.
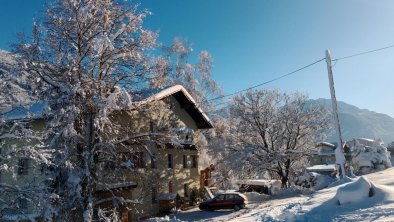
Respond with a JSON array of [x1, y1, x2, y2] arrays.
[[146, 167, 394, 222]]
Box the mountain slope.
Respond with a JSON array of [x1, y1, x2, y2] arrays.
[[314, 98, 394, 144]]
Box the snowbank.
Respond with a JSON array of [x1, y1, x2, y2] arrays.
[[334, 176, 373, 205], [144, 215, 182, 222], [295, 169, 394, 221], [242, 192, 269, 203], [327, 176, 354, 188], [145, 169, 394, 222]]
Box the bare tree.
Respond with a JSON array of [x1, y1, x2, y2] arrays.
[[151, 37, 222, 110], [227, 89, 330, 187]]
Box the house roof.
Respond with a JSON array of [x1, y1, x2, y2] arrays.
[[3, 85, 213, 129], [316, 142, 336, 148], [138, 85, 213, 129], [307, 164, 336, 172]]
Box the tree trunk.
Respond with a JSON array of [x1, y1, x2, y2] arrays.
[[281, 178, 288, 188], [83, 107, 95, 222]]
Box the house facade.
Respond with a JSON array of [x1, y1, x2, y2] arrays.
[[309, 142, 337, 165], [104, 85, 213, 220], [0, 85, 213, 221]]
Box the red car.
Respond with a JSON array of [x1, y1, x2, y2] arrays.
[[199, 193, 247, 211]]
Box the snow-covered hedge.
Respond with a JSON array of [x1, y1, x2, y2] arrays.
[[294, 172, 335, 191], [349, 138, 391, 174]]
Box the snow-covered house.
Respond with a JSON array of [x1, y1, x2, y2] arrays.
[[0, 85, 213, 221], [309, 142, 337, 165], [96, 85, 213, 220]]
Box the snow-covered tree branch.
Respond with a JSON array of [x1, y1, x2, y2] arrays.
[[1, 0, 184, 221], [226, 89, 330, 187]]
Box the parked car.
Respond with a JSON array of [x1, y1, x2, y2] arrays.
[[199, 193, 246, 211]]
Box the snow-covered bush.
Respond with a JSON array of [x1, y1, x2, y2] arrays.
[[349, 138, 391, 174], [241, 191, 269, 203], [294, 172, 335, 190]]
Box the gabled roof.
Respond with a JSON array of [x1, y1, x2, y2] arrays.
[[316, 142, 336, 149], [3, 85, 213, 129], [138, 85, 213, 129]]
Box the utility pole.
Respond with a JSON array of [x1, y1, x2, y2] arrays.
[[325, 49, 346, 178]]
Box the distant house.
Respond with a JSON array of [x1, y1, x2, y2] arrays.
[[308, 142, 337, 176], [309, 142, 337, 165], [0, 85, 213, 221]]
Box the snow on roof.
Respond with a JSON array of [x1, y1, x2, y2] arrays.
[[316, 142, 336, 148], [96, 181, 137, 191], [137, 85, 213, 129], [307, 164, 336, 172]]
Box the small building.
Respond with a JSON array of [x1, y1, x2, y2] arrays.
[[309, 142, 337, 166]]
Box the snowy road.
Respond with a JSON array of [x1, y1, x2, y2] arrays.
[[148, 168, 394, 222], [147, 194, 309, 222]]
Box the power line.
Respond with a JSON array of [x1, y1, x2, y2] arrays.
[[208, 57, 325, 102], [332, 44, 394, 61], [207, 43, 394, 105]]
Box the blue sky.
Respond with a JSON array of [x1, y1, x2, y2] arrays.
[[1, 0, 394, 116]]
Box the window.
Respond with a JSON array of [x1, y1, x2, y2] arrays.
[[226, 194, 235, 200], [149, 121, 157, 132], [191, 155, 198, 168], [19, 198, 28, 210], [184, 183, 189, 198], [234, 194, 243, 200], [168, 154, 173, 169], [18, 158, 29, 175], [152, 187, 157, 203], [168, 181, 173, 193], [133, 152, 145, 168], [183, 155, 187, 168], [215, 194, 225, 201], [151, 153, 156, 169]]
